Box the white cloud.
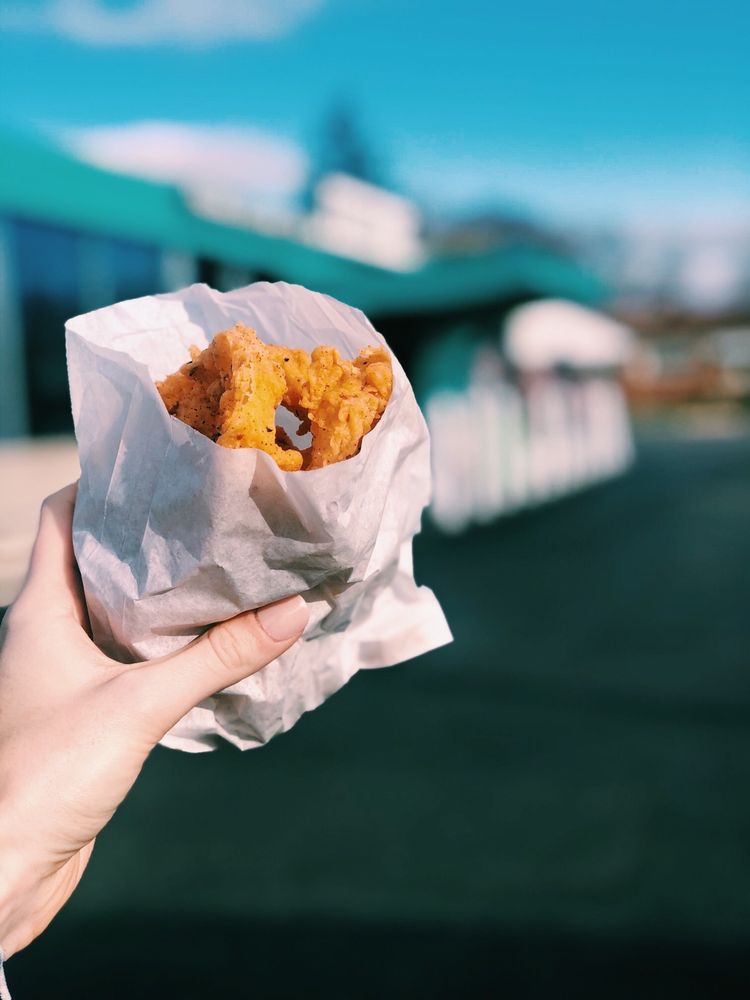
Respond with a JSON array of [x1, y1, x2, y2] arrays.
[[0, 0, 324, 46], [62, 121, 308, 210]]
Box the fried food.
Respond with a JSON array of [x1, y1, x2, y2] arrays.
[[298, 344, 393, 469], [156, 323, 392, 471], [156, 325, 303, 471]]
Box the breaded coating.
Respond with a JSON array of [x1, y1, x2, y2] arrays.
[[156, 323, 392, 472], [300, 344, 393, 469], [156, 343, 224, 441], [267, 346, 310, 412], [157, 324, 303, 471]]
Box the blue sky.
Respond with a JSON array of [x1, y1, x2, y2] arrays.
[[0, 0, 748, 226]]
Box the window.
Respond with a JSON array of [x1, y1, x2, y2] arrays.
[[11, 218, 160, 435]]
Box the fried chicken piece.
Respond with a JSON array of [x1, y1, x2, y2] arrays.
[[156, 324, 303, 471], [299, 344, 393, 469], [156, 325, 392, 472], [267, 346, 310, 411], [156, 343, 224, 441]]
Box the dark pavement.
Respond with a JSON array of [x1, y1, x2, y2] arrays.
[[9, 433, 750, 998]]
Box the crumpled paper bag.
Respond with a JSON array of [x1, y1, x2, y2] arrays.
[[66, 282, 452, 752]]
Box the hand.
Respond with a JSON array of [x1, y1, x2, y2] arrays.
[[0, 484, 308, 958]]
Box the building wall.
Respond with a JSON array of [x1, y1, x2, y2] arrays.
[[0, 218, 28, 437], [0, 213, 190, 438]]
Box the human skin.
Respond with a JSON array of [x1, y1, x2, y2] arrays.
[[0, 484, 308, 958]]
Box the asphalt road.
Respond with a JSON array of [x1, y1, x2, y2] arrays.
[[8, 433, 750, 999]]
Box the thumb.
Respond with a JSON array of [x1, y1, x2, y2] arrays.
[[126, 595, 309, 740]]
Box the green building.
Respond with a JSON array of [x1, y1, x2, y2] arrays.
[[0, 129, 602, 440]]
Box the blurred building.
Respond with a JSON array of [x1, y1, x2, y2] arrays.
[[619, 307, 750, 410], [424, 301, 634, 531], [575, 223, 750, 317], [0, 128, 634, 562], [302, 172, 424, 270]]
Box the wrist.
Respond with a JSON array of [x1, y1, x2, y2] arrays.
[[0, 809, 47, 959], [0, 857, 33, 960], [0, 818, 91, 959]]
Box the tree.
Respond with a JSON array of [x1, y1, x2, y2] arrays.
[[303, 101, 386, 208]]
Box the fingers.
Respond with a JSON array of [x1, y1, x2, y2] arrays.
[[14, 483, 89, 629], [124, 596, 309, 739]]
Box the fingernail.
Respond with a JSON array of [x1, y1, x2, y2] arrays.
[[257, 595, 309, 642]]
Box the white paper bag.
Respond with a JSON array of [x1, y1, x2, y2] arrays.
[[66, 282, 452, 752]]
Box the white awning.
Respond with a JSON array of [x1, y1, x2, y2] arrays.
[[505, 299, 634, 370]]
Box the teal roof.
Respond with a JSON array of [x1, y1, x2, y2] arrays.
[[0, 130, 605, 316]]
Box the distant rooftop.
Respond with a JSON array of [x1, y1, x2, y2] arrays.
[[0, 130, 605, 317]]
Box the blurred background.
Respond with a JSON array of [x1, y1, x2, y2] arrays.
[[0, 0, 749, 996]]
